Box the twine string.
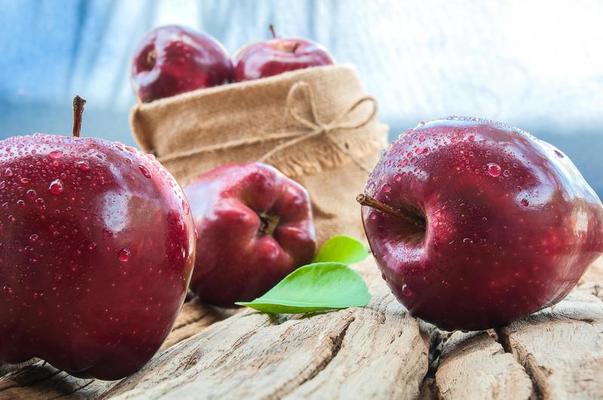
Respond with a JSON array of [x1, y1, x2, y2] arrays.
[[158, 81, 378, 174]]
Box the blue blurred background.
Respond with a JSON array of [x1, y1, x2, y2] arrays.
[[1, 0, 602, 194]]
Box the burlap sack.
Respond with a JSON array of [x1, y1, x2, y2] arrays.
[[130, 64, 388, 244]]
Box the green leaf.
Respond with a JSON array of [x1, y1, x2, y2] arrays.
[[236, 262, 370, 314], [313, 235, 369, 265]]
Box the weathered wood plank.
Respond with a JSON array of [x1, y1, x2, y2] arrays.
[[499, 285, 603, 400], [2, 257, 602, 399], [101, 259, 430, 400], [434, 331, 533, 400]]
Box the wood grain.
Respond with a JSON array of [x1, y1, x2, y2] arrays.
[[1, 257, 602, 399], [102, 259, 429, 400], [434, 331, 533, 399], [500, 284, 603, 399]]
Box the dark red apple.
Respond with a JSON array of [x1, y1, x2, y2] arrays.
[[184, 162, 316, 306], [131, 25, 233, 102], [233, 25, 334, 81], [358, 117, 603, 331], [0, 98, 195, 380]]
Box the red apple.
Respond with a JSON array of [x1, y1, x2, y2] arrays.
[[184, 162, 316, 306], [233, 25, 334, 81], [0, 98, 195, 380], [131, 25, 233, 102], [359, 117, 603, 331]]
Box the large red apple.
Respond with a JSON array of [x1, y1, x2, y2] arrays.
[[233, 26, 334, 81], [131, 25, 233, 102], [184, 162, 316, 306], [0, 98, 195, 379], [359, 117, 603, 331]]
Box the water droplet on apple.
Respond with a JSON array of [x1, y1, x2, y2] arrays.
[[16, 200, 25, 207], [521, 198, 529, 207], [138, 165, 152, 178], [394, 174, 403, 183], [118, 248, 131, 262], [382, 184, 391, 193], [3, 285, 13, 295], [28, 233, 39, 243], [48, 179, 64, 195], [502, 169, 510, 177], [401, 284, 413, 297], [49, 150, 62, 160], [7, 215, 16, 223], [462, 237, 474, 244], [486, 163, 501, 177], [75, 160, 90, 171], [4, 168, 13, 177]]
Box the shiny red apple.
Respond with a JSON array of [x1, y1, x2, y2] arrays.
[[0, 98, 195, 380], [184, 162, 316, 306], [359, 117, 603, 331], [233, 25, 334, 81], [131, 25, 233, 102]]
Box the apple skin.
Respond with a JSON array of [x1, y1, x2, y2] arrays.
[[360, 117, 603, 331], [0, 134, 195, 380], [131, 25, 233, 102], [184, 163, 316, 306], [233, 37, 334, 81]]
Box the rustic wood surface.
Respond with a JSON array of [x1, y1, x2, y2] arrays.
[[1, 257, 601, 399]]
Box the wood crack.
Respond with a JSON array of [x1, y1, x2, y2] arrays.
[[495, 327, 544, 400], [274, 315, 355, 398]]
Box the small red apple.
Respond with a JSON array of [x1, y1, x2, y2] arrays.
[[0, 97, 195, 380], [131, 25, 233, 102], [359, 117, 603, 331], [233, 25, 334, 81], [184, 162, 316, 306]]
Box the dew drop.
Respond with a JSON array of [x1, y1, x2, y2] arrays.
[[20, 177, 30, 184], [3, 285, 13, 295], [16, 200, 25, 207], [29, 234, 39, 243], [118, 248, 130, 262], [394, 174, 403, 183], [462, 237, 474, 244], [502, 169, 510, 177], [486, 163, 501, 177], [382, 184, 391, 193], [4, 168, 13, 177], [138, 165, 151, 178], [48, 150, 62, 160], [401, 284, 413, 297], [75, 160, 90, 171], [521, 198, 529, 207], [48, 179, 64, 195]]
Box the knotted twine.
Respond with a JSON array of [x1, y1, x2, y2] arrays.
[[158, 82, 376, 174]]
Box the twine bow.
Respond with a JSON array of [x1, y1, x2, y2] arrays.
[[158, 81, 378, 173]]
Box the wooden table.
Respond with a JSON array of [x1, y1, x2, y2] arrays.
[[1, 257, 602, 399]]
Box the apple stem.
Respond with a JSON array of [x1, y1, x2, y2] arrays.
[[269, 24, 277, 39], [356, 194, 425, 229], [259, 212, 280, 236], [72, 95, 86, 138]]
